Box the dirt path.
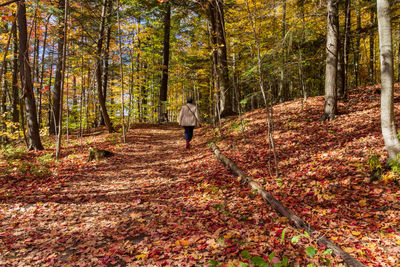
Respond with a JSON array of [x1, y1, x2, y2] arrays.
[[2, 124, 275, 266]]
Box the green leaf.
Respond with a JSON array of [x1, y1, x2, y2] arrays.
[[239, 262, 249, 267], [251, 256, 267, 267], [305, 246, 317, 258], [241, 250, 251, 260], [324, 258, 331, 266], [209, 259, 219, 267], [274, 263, 282, 267], [291, 235, 300, 244], [304, 231, 310, 238], [269, 252, 275, 262], [323, 248, 333, 255], [281, 228, 287, 243], [282, 257, 289, 266]]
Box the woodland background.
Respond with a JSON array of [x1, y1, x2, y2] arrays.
[[1, 0, 400, 145]]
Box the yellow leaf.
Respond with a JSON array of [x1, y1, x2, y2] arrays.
[[359, 199, 367, 207], [351, 231, 361, 236], [396, 240, 400, 246], [224, 233, 231, 239], [135, 254, 147, 260]]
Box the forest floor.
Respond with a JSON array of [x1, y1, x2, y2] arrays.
[[1, 85, 400, 266]]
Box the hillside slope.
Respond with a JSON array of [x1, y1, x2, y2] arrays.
[[211, 84, 400, 266]]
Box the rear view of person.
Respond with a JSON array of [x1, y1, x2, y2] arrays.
[[178, 99, 201, 149]]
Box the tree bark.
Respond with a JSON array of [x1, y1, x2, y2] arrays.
[[377, 0, 400, 160], [12, 20, 19, 125], [370, 1, 375, 85], [49, 0, 65, 135], [96, 0, 114, 132], [354, 6, 361, 88], [38, 15, 51, 126], [159, 1, 171, 123], [100, 0, 113, 126], [117, 0, 126, 142], [55, 0, 69, 160], [340, 0, 351, 98], [278, 0, 287, 102], [321, 0, 339, 121], [209, 0, 233, 117], [17, 0, 43, 150]]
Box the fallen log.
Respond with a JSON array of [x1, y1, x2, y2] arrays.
[[210, 143, 365, 267]]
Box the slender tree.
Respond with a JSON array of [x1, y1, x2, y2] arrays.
[[96, 0, 114, 132], [321, 0, 339, 121], [100, 0, 114, 126], [339, 0, 351, 98], [17, 0, 43, 150], [208, 0, 233, 117], [56, 0, 69, 159], [117, 0, 126, 142], [50, 0, 65, 135], [377, 0, 400, 160], [159, 1, 171, 123], [12, 19, 19, 125], [370, 0, 376, 85]]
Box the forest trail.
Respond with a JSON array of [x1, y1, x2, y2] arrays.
[[1, 124, 271, 266], [2, 86, 400, 266]]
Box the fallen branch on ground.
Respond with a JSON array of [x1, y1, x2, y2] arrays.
[[210, 142, 365, 267]]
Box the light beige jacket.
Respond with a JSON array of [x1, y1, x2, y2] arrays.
[[178, 104, 200, 126]]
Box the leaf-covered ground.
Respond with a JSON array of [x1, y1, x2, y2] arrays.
[[0, 85, 399, 266]]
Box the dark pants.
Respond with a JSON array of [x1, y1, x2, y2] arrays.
[[184, 126, 195, 142]]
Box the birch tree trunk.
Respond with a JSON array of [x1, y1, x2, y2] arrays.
[[321, 0, 339, 121], [377, 0, 400, 160]]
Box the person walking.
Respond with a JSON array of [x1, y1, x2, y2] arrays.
[[178, 98, 201, 149]]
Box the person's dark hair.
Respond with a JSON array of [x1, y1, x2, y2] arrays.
[[187, 98, 193, 104]]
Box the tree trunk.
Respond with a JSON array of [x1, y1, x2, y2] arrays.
[[209, 0, 233, 117], [117, 0, 126, 142], [100, 0, 113, 126], [159, 1, 171, 123], [96, 0, 114, 132], [12, 20, 19, 125], [321, 0, 339, 121], [377, 0, 400, 160], [278, 0, 287, 102], [298, 0, 307, 103], [337, 39, 345, 99], [38, 15, 50, 126], [17, 0, 43, 150], [340, 0, 351, 98], [1, 61, 8, 143], [50, 0, 65, 135], [354, 6, 361, 88], [370, 1, 375, 85], [55, 0, 69, 160]]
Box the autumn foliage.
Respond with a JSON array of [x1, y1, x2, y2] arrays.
[[1, 85, 399, 266]]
